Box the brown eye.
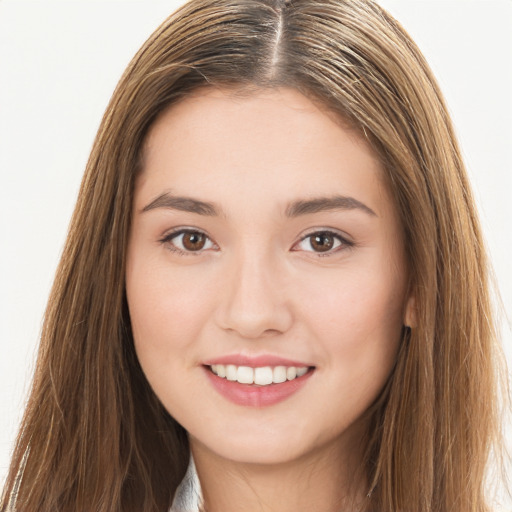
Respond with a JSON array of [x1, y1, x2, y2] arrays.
[[309, 233, 335, 252], [163, 230, 215, 253], [182, 232, 206, 251], [293, 230, 350, 255]]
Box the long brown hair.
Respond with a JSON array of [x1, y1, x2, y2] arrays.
[[1, 1, 506, 511]]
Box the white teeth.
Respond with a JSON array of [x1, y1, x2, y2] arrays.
[[296, 367, 308, 377], [273, 366, 287, 383], [237, 366, 254, 384], [209, 364, 310, 386], [286, 366, 297, 380], [254, 367, 273, 385], [226, 364, 237, 381]]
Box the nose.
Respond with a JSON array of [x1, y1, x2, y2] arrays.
[[215, 249, 293, 339]]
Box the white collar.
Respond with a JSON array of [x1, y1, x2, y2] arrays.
[[169, 456, 203, 512]]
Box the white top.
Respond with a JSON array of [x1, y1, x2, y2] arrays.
[[169, 457, 203, 512]]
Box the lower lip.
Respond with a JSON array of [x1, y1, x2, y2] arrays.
[[204, 367, 314, 407]]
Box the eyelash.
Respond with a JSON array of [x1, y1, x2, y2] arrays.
[[293, 230, 354, 256], [159, 228, 353, 257], [159, 228, 217, 256]]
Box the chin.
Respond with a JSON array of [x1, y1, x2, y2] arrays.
[[188, 413, 357, 468]]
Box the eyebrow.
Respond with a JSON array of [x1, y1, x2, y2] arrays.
[[142, 192, 219, 216], [141, 192, 377, 218], [285, 195, 377, 217]]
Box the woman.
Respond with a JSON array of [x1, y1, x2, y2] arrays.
[[1, 1, 507, 511]]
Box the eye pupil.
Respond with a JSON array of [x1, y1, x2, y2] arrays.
[[311, 233, 334, 252], [183, 232, 206, 251]]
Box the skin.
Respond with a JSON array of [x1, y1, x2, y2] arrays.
[[126, 87, 414, 512]]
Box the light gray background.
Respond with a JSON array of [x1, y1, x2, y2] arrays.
[[1, 0, 511, 502]]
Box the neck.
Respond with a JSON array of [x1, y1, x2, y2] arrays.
[[190, 435, 369, 512]]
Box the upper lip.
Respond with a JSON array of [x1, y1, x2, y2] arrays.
[[202, 354, 313, 367]]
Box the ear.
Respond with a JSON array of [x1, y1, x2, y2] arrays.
[[404, 294, 417, 328]]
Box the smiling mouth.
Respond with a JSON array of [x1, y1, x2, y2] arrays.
[[207, 364, 313, 386]]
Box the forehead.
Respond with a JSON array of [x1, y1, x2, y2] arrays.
[[144, 86, 362, 157], [137, 86, 391, 218]]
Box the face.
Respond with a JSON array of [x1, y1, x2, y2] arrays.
[[126, 87, 412, 467]]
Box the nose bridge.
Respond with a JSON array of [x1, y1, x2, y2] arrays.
[[216, 241, 292, 338]]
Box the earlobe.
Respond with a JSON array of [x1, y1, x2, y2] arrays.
[[404, 295, 417, 328]]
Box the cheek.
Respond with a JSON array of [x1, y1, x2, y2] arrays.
[[296, 267, 405, 430], [125, 252, 215, 369], [296, 260, 405, 376], [301, 265, 404, 332], [125, 259, 218, 415]]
